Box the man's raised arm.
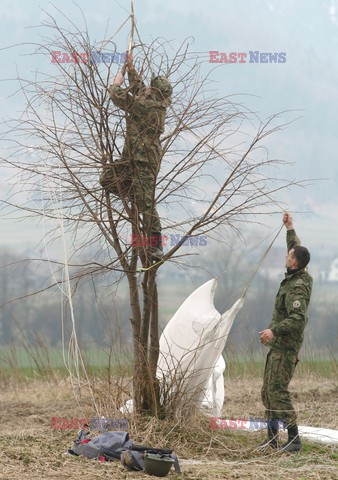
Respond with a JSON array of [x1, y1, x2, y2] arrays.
[[108, 68, 132, 111], [126, 53, 145, 95], [108, 53, 145, 109], [283, 212, 301, 251]]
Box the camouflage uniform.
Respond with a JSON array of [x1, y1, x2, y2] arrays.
[[107, 69, 172, 234], [261, 229, 313, 427]]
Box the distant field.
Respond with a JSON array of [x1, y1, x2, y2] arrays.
[[0, 345, 336, 381], [0, 345, 115, 367], [0, 345, 133, 378]]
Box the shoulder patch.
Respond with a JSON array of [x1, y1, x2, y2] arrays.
[[295, 279, 303, 286]]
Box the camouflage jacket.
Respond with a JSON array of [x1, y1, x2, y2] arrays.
[[268, 229, 313, 355], [108, 69, 171, 165]]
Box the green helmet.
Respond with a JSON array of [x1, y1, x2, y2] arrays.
[[150, 76, 173, 99], [144, 452, 175, 477]]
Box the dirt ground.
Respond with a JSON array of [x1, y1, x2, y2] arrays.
[[0, 373, 337, 480]]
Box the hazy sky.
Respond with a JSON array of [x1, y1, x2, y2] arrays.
[[1, 0, 338, 254]]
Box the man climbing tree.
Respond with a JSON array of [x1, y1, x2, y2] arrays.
[[100, 53, 173, 259]]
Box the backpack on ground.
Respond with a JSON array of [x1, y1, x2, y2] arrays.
[[68, 428, 181, 477]]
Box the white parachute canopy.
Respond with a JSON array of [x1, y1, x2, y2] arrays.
[[157, 279, 243, 416]]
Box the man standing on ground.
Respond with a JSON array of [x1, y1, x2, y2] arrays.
[[259, 212, 312, 452], [103, 53, 172, 258]]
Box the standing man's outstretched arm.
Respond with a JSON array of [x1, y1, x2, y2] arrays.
[[283, 212, 301, 251]]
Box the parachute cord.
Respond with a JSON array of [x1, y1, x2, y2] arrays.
[[241, 223, 284, 298], [38, 98, 99, 417]]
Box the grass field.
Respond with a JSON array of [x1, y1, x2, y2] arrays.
[[0, 351, 337, 480]]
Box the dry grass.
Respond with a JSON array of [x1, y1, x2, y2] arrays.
[[0, 370, 337, 480]]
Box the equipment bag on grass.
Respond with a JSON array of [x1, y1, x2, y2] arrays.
[[69, 429, 132, 461], [68, 428, 181, 476]]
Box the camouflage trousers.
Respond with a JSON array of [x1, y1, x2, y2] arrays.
[[133, 161, 161, 234], [261, 350, 299, 427]]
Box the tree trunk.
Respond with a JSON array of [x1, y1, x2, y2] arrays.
[[149, 281, 161, 417], [127, 265, 161, 416], [127, 271, 143, 413]]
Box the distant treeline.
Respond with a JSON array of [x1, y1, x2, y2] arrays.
[[0, 246, 337, 353]]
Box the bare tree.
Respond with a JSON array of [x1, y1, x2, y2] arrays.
[[0, 8, 299, 416]]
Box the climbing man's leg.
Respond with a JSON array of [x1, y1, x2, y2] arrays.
[[133, 162, 163, 258]]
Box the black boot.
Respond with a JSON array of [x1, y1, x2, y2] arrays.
[[280, 424, 302, 452], [149, 232, 164, 259], [257, 421, 279, 449]]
